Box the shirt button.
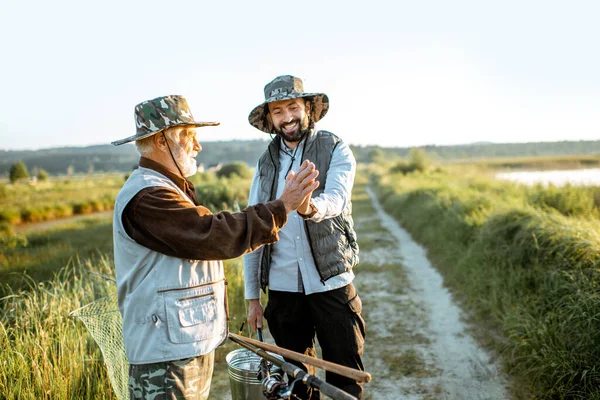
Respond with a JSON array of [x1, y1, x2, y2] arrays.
[[299, 257, 303, 261], [296, 236, 300, 240]]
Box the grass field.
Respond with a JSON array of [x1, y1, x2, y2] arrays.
[[369, 161, 600, 399], [0, 174, 124, 226], [3, 157, 600, 399]]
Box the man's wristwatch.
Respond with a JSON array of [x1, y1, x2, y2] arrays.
[[297, 200, 318, 219]]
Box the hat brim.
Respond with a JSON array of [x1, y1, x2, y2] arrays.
[[248, 92, 329, 134], [111, 121, 220, 146]]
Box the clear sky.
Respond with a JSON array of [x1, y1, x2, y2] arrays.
[[1, 0, 599, 150]]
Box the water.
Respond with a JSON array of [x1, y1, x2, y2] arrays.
[[496, 168, 600, 186]]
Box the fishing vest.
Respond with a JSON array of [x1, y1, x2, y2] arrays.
[[256, 130, 359, 292], [113, 167, 228, 364]]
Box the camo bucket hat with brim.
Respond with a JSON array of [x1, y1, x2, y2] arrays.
[[111, 95, 220, 146], [248, 75, 329, 133]]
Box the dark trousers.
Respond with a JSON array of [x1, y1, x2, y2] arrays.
[[264, 283, 366, 400]]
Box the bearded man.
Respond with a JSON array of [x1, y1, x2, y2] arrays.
[[243, 76, 366, 399], [111, 94, 318, 399]]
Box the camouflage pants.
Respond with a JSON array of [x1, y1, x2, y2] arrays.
[[128, 351, 215, 400]]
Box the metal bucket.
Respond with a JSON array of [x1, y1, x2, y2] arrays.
[[226, 348, 284, 400]]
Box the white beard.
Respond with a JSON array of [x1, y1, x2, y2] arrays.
[[172, 143, 198, 177]]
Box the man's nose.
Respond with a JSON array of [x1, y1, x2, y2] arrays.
[[194, 140, 202, 152]]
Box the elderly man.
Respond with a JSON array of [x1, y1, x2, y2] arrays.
[[243, 75, 365, 399], [111, 94, 318, 400]]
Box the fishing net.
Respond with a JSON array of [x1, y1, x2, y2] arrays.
[[70, 293, 129, 400]]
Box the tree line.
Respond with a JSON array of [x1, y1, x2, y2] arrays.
[[2, 138, 600, 177]]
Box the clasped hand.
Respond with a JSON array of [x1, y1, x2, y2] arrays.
[[279, 160, 319, 214]]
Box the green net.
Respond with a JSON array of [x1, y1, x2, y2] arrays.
[[70, 293, 129, 400]]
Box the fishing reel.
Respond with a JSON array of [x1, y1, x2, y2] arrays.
[[255, 327, 300, 400], [257, 358, 293, 399]]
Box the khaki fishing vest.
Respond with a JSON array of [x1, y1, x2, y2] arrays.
[[113, 167, 228, 364], [256, 130, 359, 292]]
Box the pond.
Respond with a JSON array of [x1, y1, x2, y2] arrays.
[[496, 168, 600, 186]]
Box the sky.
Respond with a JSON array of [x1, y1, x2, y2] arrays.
[[1, 0, 599, 151]]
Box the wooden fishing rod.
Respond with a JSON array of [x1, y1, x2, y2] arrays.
[[228, 332, 372, 383], [228, 332, 359, 400]]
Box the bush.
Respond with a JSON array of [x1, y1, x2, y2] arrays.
[[216, 162, 253, 179], [37, 169, 49, 181], [390, 160, 417, 175], [408, 148, 431, 172]]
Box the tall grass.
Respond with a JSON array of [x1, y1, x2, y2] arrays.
[[0, 261, 117, 399], [371, 166, 600, 399]]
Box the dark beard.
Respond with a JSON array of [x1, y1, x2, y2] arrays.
[[274, 115, 312, 142], [276, 125, 311, 142]]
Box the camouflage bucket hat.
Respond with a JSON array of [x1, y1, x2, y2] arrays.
[[111, 95, 220, 146], [248, 75, 329, 133]]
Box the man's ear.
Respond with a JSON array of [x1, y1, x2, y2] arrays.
[[154, 132, 167, 150]]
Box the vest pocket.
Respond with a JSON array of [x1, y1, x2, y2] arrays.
[[164, 289, 218, 344]]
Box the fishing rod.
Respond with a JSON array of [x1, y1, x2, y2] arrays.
[[228, 331, 359, 400]]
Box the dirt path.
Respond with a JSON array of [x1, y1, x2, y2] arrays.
[[357, 186, 509, 399]]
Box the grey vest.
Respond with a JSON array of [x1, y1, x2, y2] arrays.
[[113, 167, 228, 364], [256, 130, 359, 292]]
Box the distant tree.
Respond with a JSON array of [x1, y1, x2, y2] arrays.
[[367, 147, 385, 164], [9, 161, 29, 183], [216, 162, 253, 179], [409, 148, 431, 172], [37, 169, 49, 181]]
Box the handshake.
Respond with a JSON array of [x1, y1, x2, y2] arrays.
[[279, 160, 320, 215]]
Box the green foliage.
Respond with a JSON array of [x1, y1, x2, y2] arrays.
[[0, 263, 119, 399], [37, 168, 49, 181], [367, 147, 385, 164], [0, 222, 26, 251], [389, 148, 433, 175], [0, 216, 252, 399], [216, 161, 253, 179], [527, 183, 598, 217], [408, 148, 431, 172], [188, 170, 251, 212], [389, 160, 417, 175], [371, 167, 600, 399], [9, 160, 29, 183], [0, 174, 121, 227]]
